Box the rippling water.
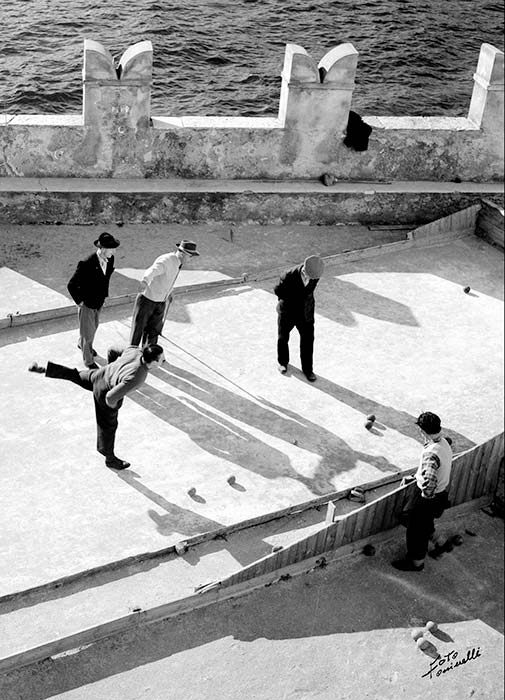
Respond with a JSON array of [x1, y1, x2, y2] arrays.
[[0, 0, 503, 117]]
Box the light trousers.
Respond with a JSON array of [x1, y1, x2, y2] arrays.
[[78, 305, 101, 367]]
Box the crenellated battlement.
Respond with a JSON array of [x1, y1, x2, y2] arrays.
[[0, 39, 502, 182], [83, 40, 153, 131]]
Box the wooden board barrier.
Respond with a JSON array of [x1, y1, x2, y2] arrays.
[[207, 433, 503, 592]]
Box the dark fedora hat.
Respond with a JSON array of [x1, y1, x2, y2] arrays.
[[94, 232, 120, 249], [176, 240, 199, 256]]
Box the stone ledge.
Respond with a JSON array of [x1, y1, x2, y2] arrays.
[[152, 116, 283, 130], [0, 177, 502, 194], [365, 116, 479, 131], [0, 115, 84, 127]]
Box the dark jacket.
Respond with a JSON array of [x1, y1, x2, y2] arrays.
[[67, 252, 115, 309], [344, 110, 373, 152], [274, 265, 319, 322]]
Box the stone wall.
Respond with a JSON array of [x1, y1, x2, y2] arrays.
[[0, 40, 503, 182]]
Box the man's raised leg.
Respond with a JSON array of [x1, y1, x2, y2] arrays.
[[29, 361, 93, 391]]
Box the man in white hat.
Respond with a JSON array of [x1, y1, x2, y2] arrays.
[[130, 240, 199, 347], [274, 255, 325, 382]]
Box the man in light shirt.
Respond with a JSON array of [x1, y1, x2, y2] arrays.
[[393, 411, 453, 572], [130, 240, 199, 347]]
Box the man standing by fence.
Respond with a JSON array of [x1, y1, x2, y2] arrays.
[[393, 411, 453, 572]]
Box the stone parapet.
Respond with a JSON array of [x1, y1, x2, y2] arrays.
[[0, 40, 503, 182]]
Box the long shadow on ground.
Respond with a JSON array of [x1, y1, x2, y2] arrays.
[[131, 362, 401, 497]]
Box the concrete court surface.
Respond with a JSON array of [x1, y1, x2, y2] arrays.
[[0, 234, 503, 597], [1, 509, 503, 700], [0, 222, 406, 318]]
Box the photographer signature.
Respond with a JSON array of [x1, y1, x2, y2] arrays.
[[421, 648, 482, 679]]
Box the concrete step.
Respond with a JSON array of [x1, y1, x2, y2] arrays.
[[0, 493, 491, 677], [0, 475, 406, 674]]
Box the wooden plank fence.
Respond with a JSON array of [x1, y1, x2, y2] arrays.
[[476, 198, 504, 249], [204, 432, 503, 592]]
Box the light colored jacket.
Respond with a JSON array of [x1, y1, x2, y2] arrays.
[[142, 252, 180, 302], [415, 434, 452, 498], [98, 346, 149, 408]]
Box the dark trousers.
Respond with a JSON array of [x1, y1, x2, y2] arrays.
[[402, 487, 449, 560], [45, 361, 120, 459], [130, 294, 166, 347], [277, 312, 314, 375]]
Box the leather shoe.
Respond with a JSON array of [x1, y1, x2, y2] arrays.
[[428, 539, 453, 559], [392, 558, 424, 572], [304, 372, 317, 382], [28, 362, 45, 373], [106, 457, 131, 470]]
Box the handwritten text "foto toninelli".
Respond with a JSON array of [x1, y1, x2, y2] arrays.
[[422, 648, 482, 679]]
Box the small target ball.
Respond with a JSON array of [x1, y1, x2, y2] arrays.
[[366, 414, 376, 422], [425, 621, 438, 632], [463, 286, 471, 294], [363, 544, 376, 557], [411, 628, 424, 641], [187, 487, 196, 497], [452, 534, 463, 546], [417, 637, 430, 650], [227, 475, 236, 485], [365, 420, 374, 430]]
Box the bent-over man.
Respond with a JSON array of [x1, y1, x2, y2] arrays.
[[28, 344, 165, 470], [274, 255, 324, 382], [393, 411, 453, 572]]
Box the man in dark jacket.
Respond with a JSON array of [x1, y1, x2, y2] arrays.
[[28, 344, 165, 470], [67, 232, 120, 368], [274, 255, 324, 382]]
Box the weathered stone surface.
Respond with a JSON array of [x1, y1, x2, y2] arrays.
[[0, 42, 502, 183], [0, 187, 502, 225]]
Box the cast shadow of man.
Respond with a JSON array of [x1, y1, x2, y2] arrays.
[[257, 274, 420, 328], [131, 362, 400, 500], [302, 374, 475, 454]]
